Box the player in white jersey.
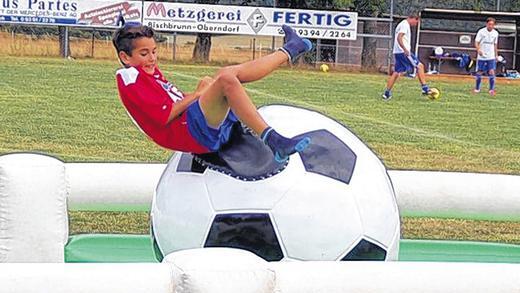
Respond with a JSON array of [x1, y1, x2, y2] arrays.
[[474, 17, 499, 96], [382, 13, 432, 101]]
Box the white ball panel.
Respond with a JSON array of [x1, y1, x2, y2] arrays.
[[152, 156, 214, 254], [272, 172, 363, 260]]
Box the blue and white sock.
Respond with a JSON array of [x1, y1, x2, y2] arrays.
[[489, 75, 496, 91], [261, 127, 311, 163], [421, 84, 430, 94], [475, 74, 482, 91]]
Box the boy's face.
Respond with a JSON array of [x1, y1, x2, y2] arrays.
[[119, 37, 157, 74], [486, 20, 495, 31], [408, 17, 419, 27]]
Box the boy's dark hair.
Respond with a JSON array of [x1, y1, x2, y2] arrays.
[[486, 17, 496, 23], [112, 24, 155, 63], [408, 12, 420, 19]]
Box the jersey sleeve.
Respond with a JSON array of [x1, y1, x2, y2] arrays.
[[475, 30, 483, 43], [494, 32, 499, 44], [117, 77, 173, 127], [395, 22, 405, 35]]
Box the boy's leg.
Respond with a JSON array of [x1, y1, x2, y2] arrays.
[[198, 73, 310, 162], [218, 25, 312, 84], [474, 71, 483, 93], [220, 51, 288, 84], [385, 72, 400, 91], [195, 25, 313, 161], [198, 72, 268, 134], [416, 63, 430, 94], [383, 72, 400, 100], [488, 68, 496, 96]]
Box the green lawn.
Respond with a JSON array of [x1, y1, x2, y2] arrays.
[[1, 56, 519, 244]]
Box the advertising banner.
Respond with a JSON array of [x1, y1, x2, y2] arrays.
[[143, 2, 357, 40], [0, 0, 141, 27]]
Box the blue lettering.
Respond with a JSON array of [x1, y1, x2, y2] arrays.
[[197, 9, 206, 22], [273, 11, 283, 23], [2, 0, 19, 8], [217, 11, 224, 19], [236, 10, 241, 21], [28, 0, 37, 9], [207, 11, 215, 20], [334, 15, 351, 27], [167, 9, 175, 17], [326, 14, 333, 25], [226, 11, 234, 21], [314, 13, 325, 25], [298, 12, 311, 25], [285, 12, 296, 24], [178, 8, 185, 18]]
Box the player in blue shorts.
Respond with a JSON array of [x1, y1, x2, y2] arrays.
[[382, 13, 432, 101], [474, 17, 499, 96], [114, 19, 312, 163]]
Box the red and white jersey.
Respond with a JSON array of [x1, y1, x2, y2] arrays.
[[116, 66, 209, 154]]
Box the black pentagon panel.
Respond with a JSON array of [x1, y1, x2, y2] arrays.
[[341, 239, 387, 261], [295, 129, 357, 184], [176, 153, 207, 174], [196, 124, 287, 181], [204, 213, 284, 261]]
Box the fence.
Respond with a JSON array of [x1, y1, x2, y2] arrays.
[[0, 17, 393, 71]]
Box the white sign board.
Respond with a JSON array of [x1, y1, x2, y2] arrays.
[[0, 0, 141, 27], [143, 2, 358, 40]]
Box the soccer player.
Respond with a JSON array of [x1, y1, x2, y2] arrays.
[[382, 13, 431, 101], [113, 23, 312, 163], [474, 17, 499, 96]]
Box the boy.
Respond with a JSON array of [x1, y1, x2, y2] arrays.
[[474, 17, 499, 96], [113, 23, 312, 162], [382, 13, 432, 101]]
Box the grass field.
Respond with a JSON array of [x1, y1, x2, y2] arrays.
[[1, 56, 519, 244]]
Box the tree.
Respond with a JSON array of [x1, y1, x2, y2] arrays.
[[352, 0, 386, 71], [191, 0, 220, 62]]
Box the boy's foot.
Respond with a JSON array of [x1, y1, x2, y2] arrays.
[[382, 90, 392, 101], [489, 89, 496, 97], [472, 89, 481, 94], [280, 25, 313, 63], [261, 127, 311, 163]]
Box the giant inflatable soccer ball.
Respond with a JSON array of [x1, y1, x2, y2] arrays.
[[151, 105, 400, 261]]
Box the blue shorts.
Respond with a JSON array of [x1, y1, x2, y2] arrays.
[[476, 59, 496, 73], [186, 100, 238, 152], [394, 53, 420, 73]]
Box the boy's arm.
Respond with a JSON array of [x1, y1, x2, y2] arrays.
[[397, 33, 409, 56], [165, 76, 215, 123], [166, 94, 199, 123], [475, 32, 483, 56], [495, 36, 499, 60]]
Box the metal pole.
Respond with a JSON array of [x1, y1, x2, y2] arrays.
[[91, 29, 95, 58], [173, 32, 177, 61], [316, 39, 321, 66], [272, 0, 277, 52], [335, 40, 339, 66], [65, 26, 70, 58], [496, 0, 500, 11], [252, 38, 256, 60], [387, 0, 394, 74]]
